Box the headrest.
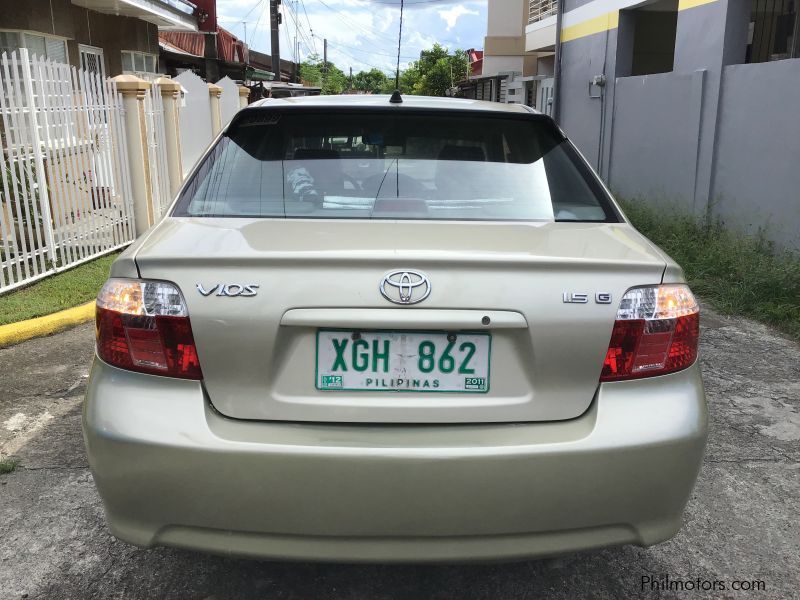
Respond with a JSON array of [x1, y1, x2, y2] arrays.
[[437, 145, 486, 162], [293, 148, 341, 160]]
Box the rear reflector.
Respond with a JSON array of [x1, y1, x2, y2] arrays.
[[601, 284, 699, 382], [95, 279, 202, 380]]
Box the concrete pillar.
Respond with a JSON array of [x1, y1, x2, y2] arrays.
[[155, 77, 184, 196], [113, 75, 153, 237], [673, 0, 751, 215], [238, 86, 250, 109], [207, 83, 223, 136], [203, 33, 221, 83]]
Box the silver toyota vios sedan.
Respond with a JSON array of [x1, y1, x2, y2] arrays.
[[83, 94, 707, 562]]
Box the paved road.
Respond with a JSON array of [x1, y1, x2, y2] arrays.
[[1, 309, 798, 600]]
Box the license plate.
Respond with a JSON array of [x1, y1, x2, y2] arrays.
[[316, 330, 491, 393]]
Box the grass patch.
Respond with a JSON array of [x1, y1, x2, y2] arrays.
[[0, 457, 20, 475], [0, 253, 118, 325], [620, 199, 800, 339]]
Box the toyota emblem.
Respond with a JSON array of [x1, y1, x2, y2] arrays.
[[380, 270, 431, 305]]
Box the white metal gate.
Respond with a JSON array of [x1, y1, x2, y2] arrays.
[[0, 49, 136, 294], [537, 77, 555, 116]]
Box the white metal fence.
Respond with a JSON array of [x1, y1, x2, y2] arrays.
[[0, 49, 136, 294], [144, 84, 172, 219]]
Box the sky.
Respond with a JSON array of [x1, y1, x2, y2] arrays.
[[215, 0, 487, 75]]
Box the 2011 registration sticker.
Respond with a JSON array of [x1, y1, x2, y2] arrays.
[[316, 330, 491, 393]]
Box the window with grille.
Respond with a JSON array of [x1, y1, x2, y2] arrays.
[[121, 50, 159, 76], [0, 30, 68, 63], [80, 45, 106, 79], [529, 0, 558, 24], [746, 0, 799, 62]]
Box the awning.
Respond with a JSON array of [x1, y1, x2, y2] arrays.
[[71, 0, 197, 31], [245, 66, 275, 81]]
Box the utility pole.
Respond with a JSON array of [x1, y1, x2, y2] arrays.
[[270, 0, 281, 81], [323, 38, 328, 90], [349, 66, 353, 91]]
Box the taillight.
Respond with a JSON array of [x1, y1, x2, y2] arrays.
[[601, 284, 699, 382], [95, 279, 202, 380]]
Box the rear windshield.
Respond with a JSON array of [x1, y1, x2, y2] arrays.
[[173, 110, 618, 222]]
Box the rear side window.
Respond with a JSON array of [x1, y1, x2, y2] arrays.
[[173, 110, 618, 222]]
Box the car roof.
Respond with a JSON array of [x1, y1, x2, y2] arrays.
[[248, 94, 539, 114]]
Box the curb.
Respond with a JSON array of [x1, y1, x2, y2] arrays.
[[0, 301, 95, 348]]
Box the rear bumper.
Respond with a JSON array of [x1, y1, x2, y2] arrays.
[[83, 359, 707, 562]]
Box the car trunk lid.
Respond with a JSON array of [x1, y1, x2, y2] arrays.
[[134, 217, 666, 423]]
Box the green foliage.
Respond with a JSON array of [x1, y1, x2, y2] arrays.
[[620, 198, 800, 339], [300, 44, 468, 97], [352, 68, 390, 94], [401, 44, 469, 97], [0, 252, 118, 325], [299, 54, 349, 95], [0, 458, 19, 475], [1, 163, 45, 261]]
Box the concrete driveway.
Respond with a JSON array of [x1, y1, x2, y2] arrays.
[[1, 309, 798, 600]]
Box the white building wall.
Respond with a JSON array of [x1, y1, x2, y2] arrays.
[[483, 56, 524, 75], [487, 0, 526, 36]]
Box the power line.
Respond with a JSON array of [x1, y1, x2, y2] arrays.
[[298, 0, 319, 54], [241, 0, 267, 21], [326, 39, 417, 60], [313, 0, 399, 44], [249, 0, 268, 47], [370, 0, 455, 5], [282, 10, 295, 62], [311, 34, 392, 73], [283, 0, 316, 55]]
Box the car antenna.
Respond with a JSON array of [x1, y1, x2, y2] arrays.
[[391, 0, 404, 105]]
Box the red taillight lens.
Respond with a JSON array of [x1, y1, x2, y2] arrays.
[[600, 284, 699, 382], [95, 279, 202, 380]]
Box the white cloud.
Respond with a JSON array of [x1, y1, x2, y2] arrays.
[[437, 5, 479, 31], [216, 0, 486, 73]]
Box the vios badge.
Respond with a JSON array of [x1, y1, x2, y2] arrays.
[[380, 270, 431, 305], [196, 283, 259, 297]]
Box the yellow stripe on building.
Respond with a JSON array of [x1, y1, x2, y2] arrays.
[[678, 0, 718, 10], [561, 0, 718, 43], [561, 11, 619, 43]]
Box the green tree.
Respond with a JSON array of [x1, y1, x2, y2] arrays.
[[299, 45, 468, 97], [299, 54, 348, 95], [353, 68, 390, 94], [400, 44, 469, 97]]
